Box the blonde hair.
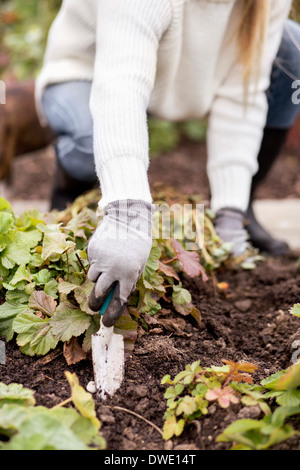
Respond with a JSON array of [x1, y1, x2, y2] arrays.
[[236, 0, 270, 91]]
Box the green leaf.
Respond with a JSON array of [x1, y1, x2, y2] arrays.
[[74, 280, 95, 314], [272, 361, 300, 391], [21, 229, 43, 249], [219, 418, 265, 437], [10, 265, 32, 286], [82, 315, 100, 352], [162, 415, 185, 440], [164, 384, 185, 400], [114, 308, 139, 357], [172, 285, 192, 305], [0, 301, 29, 341], [176, 396, 198, 417], [57, 280, 79, 295], [32, 269, 52, 285], [44, 279, 58, 299], [65, 372, 100, 429], [5, 290, 30, 305], [276, 389, 300, 407], [143, 245, 161, 282], [270, 406, 300, 428], [13, 310, 58, 356], [0, 212, 14, 252], [290, 303, 300, 318], [0, 404, 31, 436], [0, 383, 35, 408], [41, 231, 75, 260], [1, 232, 31, 269], [49, 302, 92, 342], [50, 407, 103, 447], [1, 414, 89, 450], [0, 197, 14, 214]]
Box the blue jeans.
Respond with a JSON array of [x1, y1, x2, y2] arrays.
[[41, 19, 300, 183]]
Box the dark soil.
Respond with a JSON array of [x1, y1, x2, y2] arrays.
[[0, 138, 300, 450], [5, 138, 300, 203]]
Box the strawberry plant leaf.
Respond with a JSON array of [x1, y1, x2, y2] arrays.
[[205, 386, 240, 408], [290, 303, 300, 318], [158, 261, 180, 281], [171, 239, 208, 280], [143, 245, 161, 282], [271, 361, 300, 391], [176, 396, 198, 417], [163, 415, 185, 440], [172, 285, 192, 305]]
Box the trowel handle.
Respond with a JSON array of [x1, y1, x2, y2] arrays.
[[100, 286, 116, 316]]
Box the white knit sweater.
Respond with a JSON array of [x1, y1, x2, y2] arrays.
[[35, 0, 292, 211]]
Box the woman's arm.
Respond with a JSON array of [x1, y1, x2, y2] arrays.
[[90, 0, 172, 209], [207, 0, 292, 213]]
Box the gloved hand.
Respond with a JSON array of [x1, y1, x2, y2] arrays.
[[87, 199, 153, 327], [214, 207, 249, 257]]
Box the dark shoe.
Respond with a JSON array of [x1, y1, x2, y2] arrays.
[[50, 162, 97, 211], [247, 127, 290, 256], [245, 204, 289, 256], [250, 128, 289, 196]]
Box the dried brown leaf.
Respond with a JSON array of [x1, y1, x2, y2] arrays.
[[63, 337, 87, 365], [28, 290, 57, 317], [171, 239, 208, 280]]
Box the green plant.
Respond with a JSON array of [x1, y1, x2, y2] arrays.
[[0, 192, 208, 363], [217, 406, 300, 450], [0, 188, 259, 365], [290, 303, 300, 318], [0, 372, 105, 450], [161, 359, 259, 441], [217, 360, 300, 450]]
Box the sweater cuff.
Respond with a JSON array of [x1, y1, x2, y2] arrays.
[[208, 164, 253, 213], [97, 156, 152, 210]]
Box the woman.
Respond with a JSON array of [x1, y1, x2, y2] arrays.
[[36, 0, 295, 326]]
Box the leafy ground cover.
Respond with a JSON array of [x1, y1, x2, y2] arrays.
[[0, 183, 300, 450], [1, 249, 300, 450]]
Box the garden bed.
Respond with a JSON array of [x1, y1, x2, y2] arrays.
[[1, 251, 300, 450], [0, 140, 300, 450]]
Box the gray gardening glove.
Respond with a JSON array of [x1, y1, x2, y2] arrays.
[[214, 208, 249, 257], [87, 200, 153, 327]]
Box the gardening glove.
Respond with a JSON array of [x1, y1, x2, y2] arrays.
[[87, 199, 154, 327], [214, 208, 249, 257]]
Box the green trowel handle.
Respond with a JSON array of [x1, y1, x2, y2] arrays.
[[100, 287, 115, 316]]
